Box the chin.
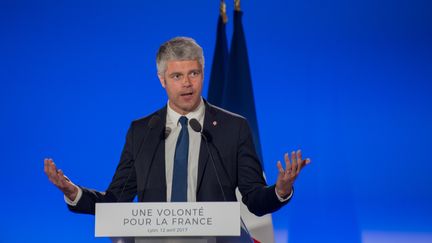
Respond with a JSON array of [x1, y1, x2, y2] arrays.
[[184, 101, 200, 111]]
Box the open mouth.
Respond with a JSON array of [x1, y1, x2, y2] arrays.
[[181, 92, 193, 97]]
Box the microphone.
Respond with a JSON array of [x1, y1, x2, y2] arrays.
[[189, 118, 227, 201], [164, 127, 172, 139], [117, 115, 161, 202], [190, 118, 253, 241]]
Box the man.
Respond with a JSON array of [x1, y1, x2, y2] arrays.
[[44, 36, 310, 234]]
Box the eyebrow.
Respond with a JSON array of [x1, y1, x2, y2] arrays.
[[188, 69, 202, 74], [168, 69, 201, 77], [168, 72, 183, 77]]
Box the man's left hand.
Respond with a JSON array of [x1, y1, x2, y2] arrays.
[[275, 150, 311, 198]]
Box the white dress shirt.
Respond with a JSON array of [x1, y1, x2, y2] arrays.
[[164, 98, 204, 202]]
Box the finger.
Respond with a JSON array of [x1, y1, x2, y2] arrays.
[[276, 161, 284, 174], [44, 158, 49, 174], [300, 158, 311, 169], [47, 170, 60, 186], [63, 174, 71, 182], [284, 153, 291, 174], [47, 160, 58, 177], [47, 159, 63, 184], [57, 169, 64, 178], [291, 151, 297, 174], [45, 158, 55, 176], [57, 169, 69, 187], [57, 169, 70, 183], [296, 150, 302, 174], [47, 159, 58, 178]]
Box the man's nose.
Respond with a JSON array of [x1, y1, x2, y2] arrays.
[[182, 76, 192, 86]]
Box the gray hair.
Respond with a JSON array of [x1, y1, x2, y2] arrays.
[[156, 37, 205, 75]]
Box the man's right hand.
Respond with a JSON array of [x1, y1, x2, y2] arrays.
[[44, 158, 78, 201]]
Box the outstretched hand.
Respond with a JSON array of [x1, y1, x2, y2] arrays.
[[275, 150, 311, 198], [44, 158, 78, 201]]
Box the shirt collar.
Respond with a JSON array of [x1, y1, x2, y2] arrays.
[[166, 97, 205, 127]]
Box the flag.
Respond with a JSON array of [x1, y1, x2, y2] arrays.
[[207, 1, 229, 106], [222, 2, 275, 243], [222, 7, 263, 163]]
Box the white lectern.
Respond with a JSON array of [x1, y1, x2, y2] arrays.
[[95, 202, 252, 243]]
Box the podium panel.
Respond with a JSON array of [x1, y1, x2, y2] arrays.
[[95, 202, 240, 238]]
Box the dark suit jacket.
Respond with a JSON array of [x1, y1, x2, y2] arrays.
[[69, 101, 290, 216]]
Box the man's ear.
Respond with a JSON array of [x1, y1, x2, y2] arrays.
[[158, 73, 166, 88]]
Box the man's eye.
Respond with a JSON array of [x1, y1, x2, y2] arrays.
[[172, 74, 182, 80], [190, 71, 201, 77]]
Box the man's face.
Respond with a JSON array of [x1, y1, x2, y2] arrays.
[[158, 60, 203, 115]]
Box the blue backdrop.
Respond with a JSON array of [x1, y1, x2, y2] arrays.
[[1, 0, 431, 242]]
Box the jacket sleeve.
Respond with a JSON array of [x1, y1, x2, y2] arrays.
[[68, 123, 138, 215], [237, 118, 291, 216]]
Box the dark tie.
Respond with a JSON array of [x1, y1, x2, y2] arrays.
[[171, 116, 189, 202]]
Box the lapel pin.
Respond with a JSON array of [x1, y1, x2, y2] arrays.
[[213, 121, 217, 126]]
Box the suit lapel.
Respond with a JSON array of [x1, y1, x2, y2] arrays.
[[137, 107, 167, 201], [196, 102, 217, 194]]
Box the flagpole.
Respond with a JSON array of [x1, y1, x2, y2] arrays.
[[220, 0, 228, 23], [234, 0, 241, 11]]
